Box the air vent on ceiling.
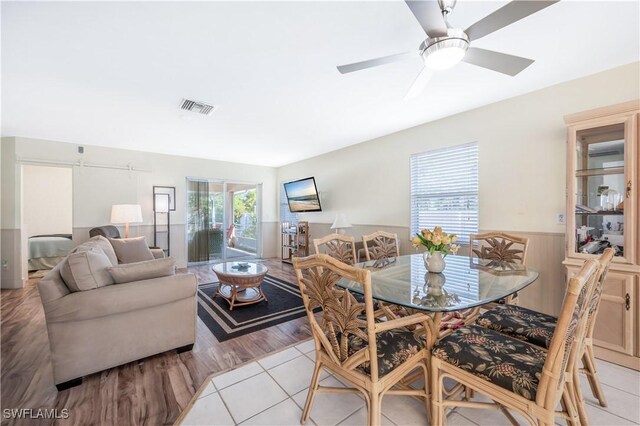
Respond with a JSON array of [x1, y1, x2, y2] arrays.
[[179, 98, 215, 115]]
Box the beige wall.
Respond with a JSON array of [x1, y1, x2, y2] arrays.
[[1, 138, 24, 288], [3, 63, 639, 293], [1, 137, 279, 287], [277, 62, 639, 316], [22, 165, 73, 237], [277, 62, 640, 234]]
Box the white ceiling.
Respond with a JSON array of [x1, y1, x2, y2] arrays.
[[2, 1, 639, 167]]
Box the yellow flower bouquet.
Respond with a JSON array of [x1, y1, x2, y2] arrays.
[[411, 226, 459, 256]]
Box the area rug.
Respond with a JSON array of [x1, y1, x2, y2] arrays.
[[197, 275, 313, 342]]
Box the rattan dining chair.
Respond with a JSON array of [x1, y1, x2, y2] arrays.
[[470, 232, 530, 305], [431, 258, 600, 426], [292, 254, 434, 426], [476, 248, 615, 422], [362, 231, 399, 261], [313, 233, 358, 265]]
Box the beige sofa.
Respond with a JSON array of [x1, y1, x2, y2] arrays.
[[37, 236, 197, 391]]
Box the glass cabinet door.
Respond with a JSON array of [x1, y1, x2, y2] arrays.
[[570, 117, 635, 262]]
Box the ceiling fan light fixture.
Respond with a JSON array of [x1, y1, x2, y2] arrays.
[[421, 29, 469, 70]]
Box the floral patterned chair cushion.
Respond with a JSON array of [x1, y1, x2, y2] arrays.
[[432, 324, 547, 401], [476, 304, 557, 349], [345, 328, 425, 378]]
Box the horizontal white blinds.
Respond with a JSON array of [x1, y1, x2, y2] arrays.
[[280, 184, 299, 224], [410, 142, 479, 244]]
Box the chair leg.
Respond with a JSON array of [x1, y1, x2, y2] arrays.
[[573, 366, 590, 426], [583, 345, 607, 407], [368, 391, 382, 426], [431, 361, 444, 426], [301, 360, 322, 424], [561, 382, 580, 426], [421, 361, 431, 419]]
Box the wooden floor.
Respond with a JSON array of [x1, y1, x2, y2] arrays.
[[0, 259, 310, 426]]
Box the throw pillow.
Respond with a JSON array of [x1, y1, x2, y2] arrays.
[[60, 249, 115, 292], [109, 236, 154, 264], [71, 235, 118, 266], [87, 235, 118, 266], [107, 258, 176, 284]]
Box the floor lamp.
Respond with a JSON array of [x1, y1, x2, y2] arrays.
[[154, 193, 171, 256]]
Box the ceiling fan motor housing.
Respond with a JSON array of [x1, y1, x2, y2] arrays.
[[420, 28, 469, 70]]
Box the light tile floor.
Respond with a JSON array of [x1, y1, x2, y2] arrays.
[[179, 340, 640, 426]]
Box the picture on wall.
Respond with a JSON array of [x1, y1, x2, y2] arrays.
[[283, 177, 322, 212], [153, 186, 176, 211]]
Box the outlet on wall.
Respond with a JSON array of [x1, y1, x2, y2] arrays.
[[556, 213, 566, 225], [1, 260, 8, 271]]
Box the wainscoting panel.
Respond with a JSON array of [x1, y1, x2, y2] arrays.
[[505, 232, 566, 317], [1, 228, 26, 289]]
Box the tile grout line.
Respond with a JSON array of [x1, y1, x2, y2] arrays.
[[452, 408, 482, 426], [217, 362, 270, 425], [230, 358, 304, 424], [583, 399, 640, 425], [258, 349, 306, 371], [583, 380, 640, 423], [213, 362, 265, 391], [184, 344, 640, 426]]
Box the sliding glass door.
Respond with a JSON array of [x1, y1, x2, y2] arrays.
[[226, 183, 260, 260], [187, 178, 260, 264]]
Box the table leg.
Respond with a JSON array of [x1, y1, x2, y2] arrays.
[[425, 312, 442, 417], [229, 286, 238, 310]]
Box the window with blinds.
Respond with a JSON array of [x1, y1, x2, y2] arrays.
[[279, 183, 299, 224], [410, 142, 478, 244]]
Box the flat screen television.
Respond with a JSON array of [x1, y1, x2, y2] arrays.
[[283, 177, 322, 213]]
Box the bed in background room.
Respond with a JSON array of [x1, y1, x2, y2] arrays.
[[28, 234, 74, 271]]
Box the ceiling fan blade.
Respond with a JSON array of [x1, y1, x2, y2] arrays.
[[462, 47, 534, 76], [337, 51, 415, 74], [465, 0, 559, 41], [405, 0, 448, 38], [404, 66, 434, 100]]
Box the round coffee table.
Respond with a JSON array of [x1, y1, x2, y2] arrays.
[[212, 262, 269, 310]]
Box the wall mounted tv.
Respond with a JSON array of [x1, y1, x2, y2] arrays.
[[283, 177, 322, 213]]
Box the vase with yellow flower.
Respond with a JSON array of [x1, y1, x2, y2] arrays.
[[411, 226, 459, 273]]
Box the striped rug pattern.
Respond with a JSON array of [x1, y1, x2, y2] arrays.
[[197, 274, 311, 342]]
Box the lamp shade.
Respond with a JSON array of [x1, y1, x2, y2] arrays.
[[154, 194, 170, 213], [110, 204, 143, 224], [331, 213, 352, 230]]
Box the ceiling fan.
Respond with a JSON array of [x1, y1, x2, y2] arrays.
[[336, 0, 559, 99]]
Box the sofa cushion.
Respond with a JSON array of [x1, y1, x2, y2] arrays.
[[108, 258, 176, 284], [109, 236, 154, 264], [60, 249, 115, 292], [42, 273, 197, 323]]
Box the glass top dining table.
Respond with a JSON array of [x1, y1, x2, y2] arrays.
[[337, 253, 539, 313]]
